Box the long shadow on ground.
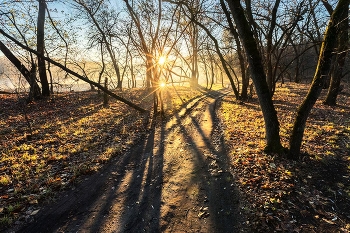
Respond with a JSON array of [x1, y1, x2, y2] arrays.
[[15, 89, 241, 233], [15, 120, 164, 233], [163, 91, 241, 232]]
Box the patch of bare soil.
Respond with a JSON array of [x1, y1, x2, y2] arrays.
[[6, 87, 242, 232]]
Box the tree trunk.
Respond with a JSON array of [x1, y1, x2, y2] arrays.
[[98, 42, 105, 95], [289, 0, 349, 159], [130, 58, 136, 88], [103, 77, 109, 107], [46, 58, 54, 94], [293, 44, 301, 83], [324, 2, 348, 106], [190, 22, 199, 87], [220, 0, 248, 99], [107, 45, 122, 89], [209, 56, 214, 90], [0, 40, 41, 99], [225, 0, 283, 152], [202, 56, 209, 89], [266, 0, 281, 94], [37, 0, 50, 96]]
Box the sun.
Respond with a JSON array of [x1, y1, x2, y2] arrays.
[[158, 56, 166, 65]]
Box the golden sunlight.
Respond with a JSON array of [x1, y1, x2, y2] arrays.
[[158, 56, 166, 65]]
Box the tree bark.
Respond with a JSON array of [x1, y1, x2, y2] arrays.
[[37, 0, 50, 96], [289, 0, 349, 159], [225, 0, 283, 152], [323, 1, 348, 106]]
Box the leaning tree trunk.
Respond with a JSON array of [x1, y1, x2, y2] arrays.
[[225, 0, 283, 152], [37, 0, 50, 96], [0, 27, 148, 113], [289, 0, 349, 159], [324, 2, 348, 106], [220, 0, 248, 99], [0, 40, 41, 99], [189, 14, 240, 99]]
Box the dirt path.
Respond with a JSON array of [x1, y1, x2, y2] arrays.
[[12, 89, 242, 233]]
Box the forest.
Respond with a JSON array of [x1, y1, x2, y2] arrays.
[[0, 0, 349, 232]]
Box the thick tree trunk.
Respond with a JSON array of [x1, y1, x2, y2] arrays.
[[37, 0, 50, 96], [0, 40, 41, 98], [225, 0, 283, 152], [289, 0, 349, 159], [324, 2, 348, 106]]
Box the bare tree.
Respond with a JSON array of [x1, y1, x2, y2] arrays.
[[323, 0, 349, 106], [289, 0, 349, 159], [0, 28, 148, 113], [225, 0, 283, 152], [0, 7, 42, 99], [220, 0, 249, 99], [0, 40, 41, 99], [73, 0, 123, 88], [37, 0, 50, 96]]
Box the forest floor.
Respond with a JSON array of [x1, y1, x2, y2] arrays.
[[0, 82, 349, 232]]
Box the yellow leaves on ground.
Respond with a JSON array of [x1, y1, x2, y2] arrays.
[[220, 82, 350, 232], [0, 87, 204, 227]]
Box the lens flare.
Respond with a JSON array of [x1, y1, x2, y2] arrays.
[[160, 82, 166, 88], [158, 56, 166, 65]]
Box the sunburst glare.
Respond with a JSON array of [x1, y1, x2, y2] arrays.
[[158, 56, 166, 65]]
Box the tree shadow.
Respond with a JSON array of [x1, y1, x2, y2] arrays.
[[117, 120, 165, 232], [16, 115, 164, 233], [14, 89, 241, 233], [162, 94, 241, 232]]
